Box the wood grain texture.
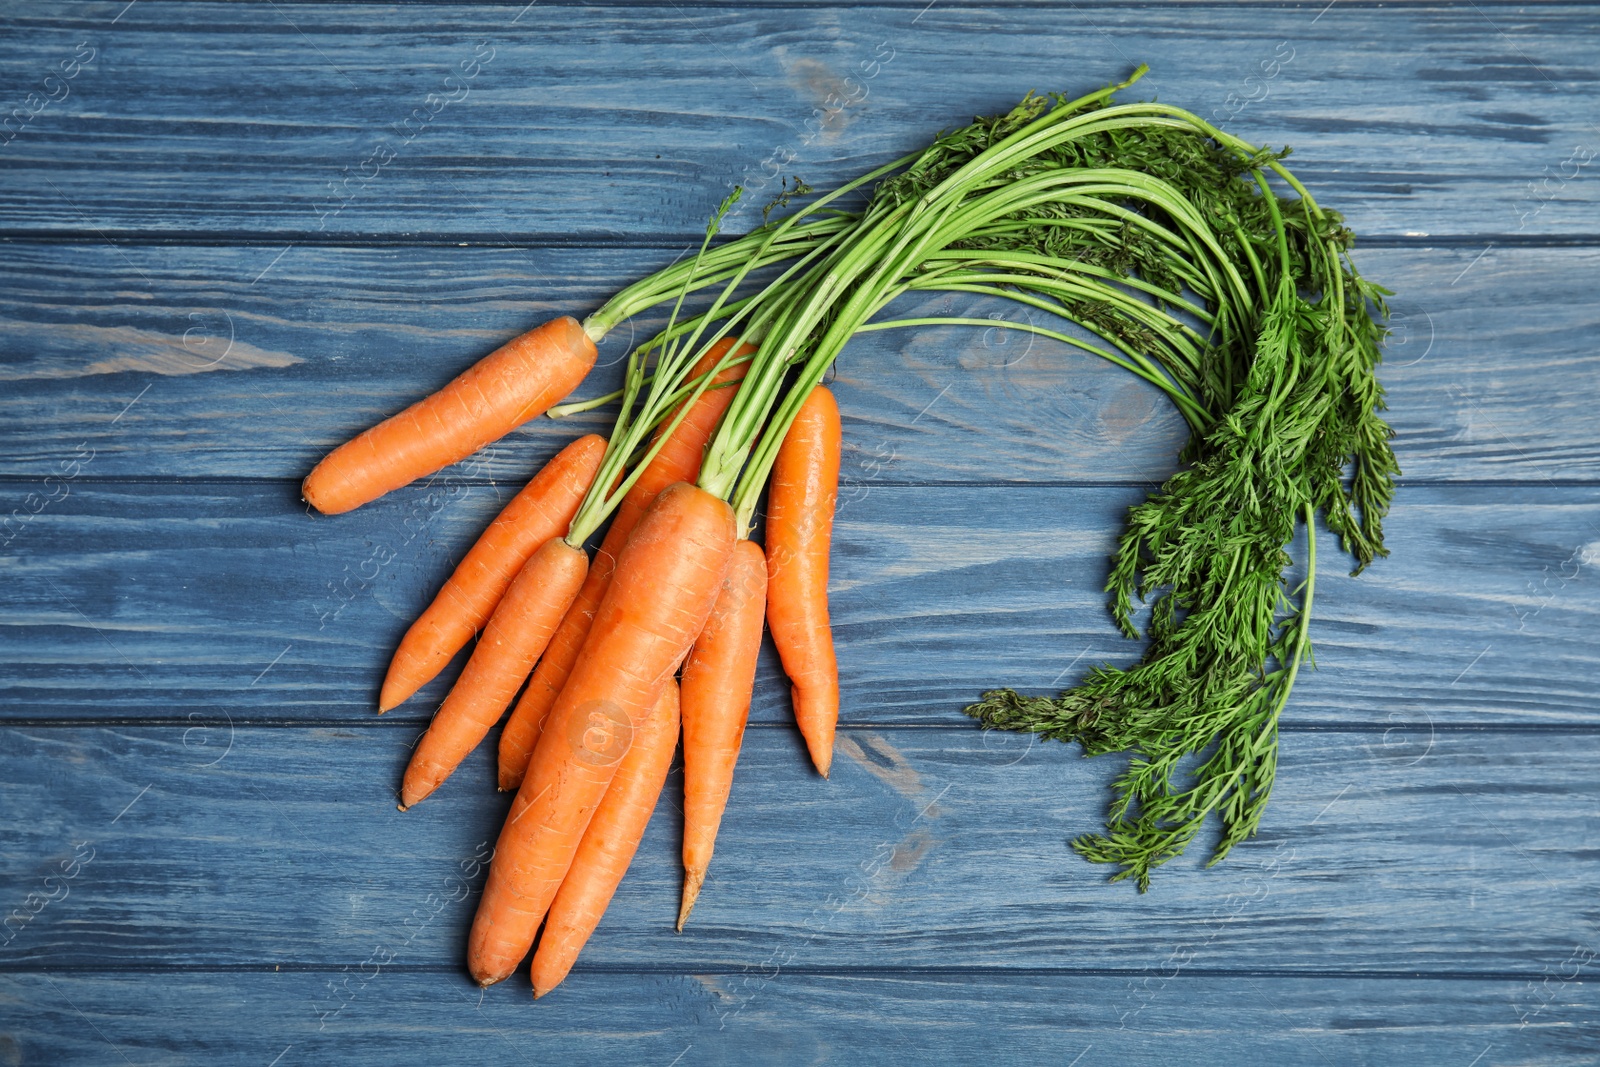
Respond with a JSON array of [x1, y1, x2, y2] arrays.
[[1, 725, 1595, 973], [0, 242, 1596, 483], [1, 4, 1596, 239], [3, 3, 1596, 1062], [2, 970, 1593, 1066], [3, 483, 1596, 724]]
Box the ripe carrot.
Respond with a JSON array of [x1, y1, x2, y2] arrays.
[[468, 482, 736, 986], [530, 678, 680, 998], [765, 385, 841, 778], [379, 434, 605, 712], [677, 537, 767, 929], [497, 338, 754, 790], [303, 316, 597, 515], [399, 538, 589, 809]]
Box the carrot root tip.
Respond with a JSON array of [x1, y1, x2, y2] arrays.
[[677, 869, 706, 932], [802, 730, 834, 779], [377, 681, 408, 713]]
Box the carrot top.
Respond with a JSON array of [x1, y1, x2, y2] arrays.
[[534, 62, 1388, 889], [559, 65, 1396, 887]]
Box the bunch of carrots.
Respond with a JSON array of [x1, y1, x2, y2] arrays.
[[305, 310, 842, 994], [299, 66, 1397, 994]]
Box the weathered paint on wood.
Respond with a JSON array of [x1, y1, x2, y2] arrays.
[[1, 725, 1595, 973], [0, 243, 1595, 483], [3, 3, 1597, 1063], [3, 970, 1593, 1067], [1, 5, 1596, 239], [2, 483, 1596, 724], [2, 969, 1594, 1066]]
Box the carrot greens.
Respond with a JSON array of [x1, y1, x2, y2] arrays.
[[321, 67, 1408, 996], [559, 65, 1397, 888]]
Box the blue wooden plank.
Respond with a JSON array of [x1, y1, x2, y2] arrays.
[[0, 725, 1595, 973], [0, 4, 1596, 238], [0, 243, 1594, 483], [3, 0, 1594, 1056], [1, 970, 1592, 1066], [2, 483, 1597, 724]]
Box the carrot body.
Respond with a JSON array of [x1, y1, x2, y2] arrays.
[[530, 678, 681, 998], [303, 316, 597, 515], [399, 538, 589, 809], [379, 434, 605, 712], [677, 538, 767, 929], [765, 386, 841, 778], [497, 339, 753, 790], [468, 482, 736, 986]]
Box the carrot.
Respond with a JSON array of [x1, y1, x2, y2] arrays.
[[765, 385, 841, 778], [468, 482, 736, 986], [677, 537, 767, 929], [530, 678, 680, 998], [496, 338, 754, 790], [379, 434, 605, 712], [399, 537, 589, 809], [303, 316, 597, 515]]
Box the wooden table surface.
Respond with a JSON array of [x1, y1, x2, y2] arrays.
[[3, 3, 1597, 1063]]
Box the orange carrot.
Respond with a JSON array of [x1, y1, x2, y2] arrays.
[[379, 434, 605, 712], [677, 537, 767, 929], [399, 537, 589, 809], [497, 338, 754, 790], [530, 678, 680, 998], [468, 482, 736, 986], [765, 385, 841, 778], [303, 316, 597, 515]]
